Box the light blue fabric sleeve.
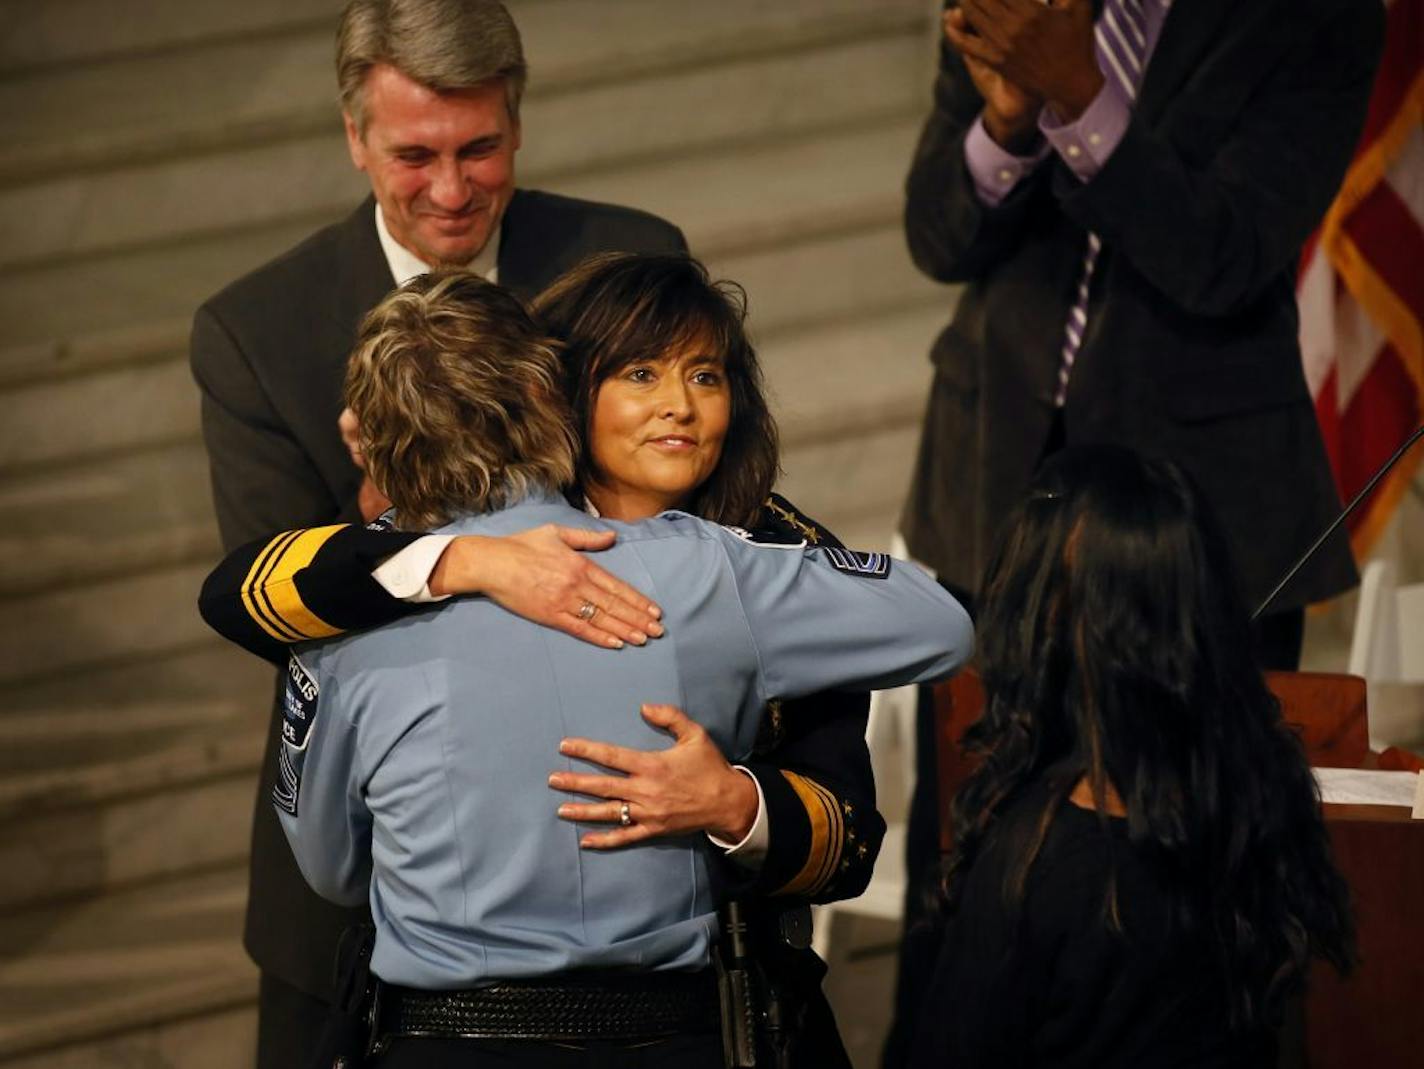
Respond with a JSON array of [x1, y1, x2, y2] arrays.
[[275, 651, 372, 908], [708, 529, 974, 702]]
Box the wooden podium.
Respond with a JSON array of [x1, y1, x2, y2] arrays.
[[931, 670, 1424, 1068]]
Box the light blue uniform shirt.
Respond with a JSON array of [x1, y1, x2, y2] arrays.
[[277, 491, 971, 989]]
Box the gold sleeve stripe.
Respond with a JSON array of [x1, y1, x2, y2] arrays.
[[240, 526, 346, 643], [240, 531, 307, 643], [775, 771, 846, 897]]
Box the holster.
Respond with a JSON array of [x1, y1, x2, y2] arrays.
[[715, 900, 836, 1069], [306, 923, 377, 1069]]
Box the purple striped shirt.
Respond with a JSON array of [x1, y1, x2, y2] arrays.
[[963, 0, 1173, 206]]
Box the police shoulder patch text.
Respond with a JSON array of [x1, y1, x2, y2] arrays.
[[274, 655, 319, 816], [282, 655, 320, 750]]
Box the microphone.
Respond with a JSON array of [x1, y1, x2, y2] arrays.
[[1252, 423, 1424, 621]]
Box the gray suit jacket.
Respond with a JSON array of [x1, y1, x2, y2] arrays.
[[190, 188, 686, 997]]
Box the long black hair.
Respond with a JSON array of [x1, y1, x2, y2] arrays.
[[944, 444, 1354, 1029], [530, 252, 780, 527]]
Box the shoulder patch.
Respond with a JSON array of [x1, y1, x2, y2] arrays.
[[281, 655, 320, 750], [366, 509, 398, 532], [821, 546, 892, 580], [273, 655, 318, 816]]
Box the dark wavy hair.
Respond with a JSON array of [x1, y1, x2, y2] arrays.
[[943, 445, 1354, 1029], [530, 252, 779, 527]]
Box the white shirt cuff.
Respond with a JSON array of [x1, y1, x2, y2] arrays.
[[707, 766, 768, 869], [371, 534, 456, 603]]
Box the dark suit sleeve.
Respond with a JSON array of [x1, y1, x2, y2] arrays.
[[1060, 2, 1384, 317], [904, 30, 1052, 285], [191, 304, 358, 552], [740, 690, 884, 903], [198, 523, 424, 665]]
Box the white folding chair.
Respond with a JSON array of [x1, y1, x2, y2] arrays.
[[1347, 558, 1424, 752]]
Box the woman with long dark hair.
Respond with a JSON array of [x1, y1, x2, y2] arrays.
[[912, 444, 1353, 1067]]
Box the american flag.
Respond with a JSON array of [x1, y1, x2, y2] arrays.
[[1298, 0, 1424, 557]]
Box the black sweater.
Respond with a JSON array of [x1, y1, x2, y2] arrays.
[[910, 789, 1276, 1068]]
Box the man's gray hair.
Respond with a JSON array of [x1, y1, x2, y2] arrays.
[[337, 0, 527, 133]]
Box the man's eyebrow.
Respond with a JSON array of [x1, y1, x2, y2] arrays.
[[458, 134, 504, 152]]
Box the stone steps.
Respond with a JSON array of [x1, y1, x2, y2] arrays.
[[7, 638, 271, 716], [0, 443, 214, 598], [0, 865, 255, 1066], [0, 0, 925, 181], [0, 695, 264, 911], [0, 0, 339, 73], [1, 563, 223, 684], [0, 112, 929, 378], [0, 12, 929, 268], [0, 117, 927, 467]]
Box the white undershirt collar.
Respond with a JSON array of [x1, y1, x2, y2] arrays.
[[374, 202, 502, 286]]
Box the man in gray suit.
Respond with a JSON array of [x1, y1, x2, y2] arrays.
[[188, 2, 684, 1063]]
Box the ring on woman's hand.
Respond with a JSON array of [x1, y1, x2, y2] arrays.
[[578, 600, 598, 622], [618, 801, 633, 827]]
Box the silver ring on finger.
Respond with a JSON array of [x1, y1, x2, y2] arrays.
[[578, 600, 598, 622], [618, 801, 633, 827]]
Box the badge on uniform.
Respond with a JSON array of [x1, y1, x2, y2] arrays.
[[721, 523, 805, 549], [273, 655, 319, 816], [821, 546, 891, 579]]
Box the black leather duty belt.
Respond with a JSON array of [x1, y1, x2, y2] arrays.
[[373, 970, 722, 1043]]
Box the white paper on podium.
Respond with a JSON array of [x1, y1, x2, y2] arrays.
[[1313, 767, 1423, 816]]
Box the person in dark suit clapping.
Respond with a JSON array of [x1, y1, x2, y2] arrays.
[[888, 4, 1383, 1060]]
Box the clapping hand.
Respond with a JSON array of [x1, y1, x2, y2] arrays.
[[950, 0, 1103, 125], [944, 6, 1043, 151]]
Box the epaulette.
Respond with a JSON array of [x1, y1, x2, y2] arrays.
[[757, 493, 846, 550]]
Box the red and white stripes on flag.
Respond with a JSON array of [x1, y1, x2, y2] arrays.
[[1299, 0, 1424, 558]]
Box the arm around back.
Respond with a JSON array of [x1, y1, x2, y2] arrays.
[[713, 527, 973, 703], [197, 523, 424, 665]]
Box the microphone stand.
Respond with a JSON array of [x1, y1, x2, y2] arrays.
[[1252, 423, 1424, 621]]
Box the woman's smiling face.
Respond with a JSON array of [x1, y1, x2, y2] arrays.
[[585, 342, 732, 520]]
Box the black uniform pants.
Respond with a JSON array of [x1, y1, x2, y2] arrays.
[[372, 1033, 723, 1069]]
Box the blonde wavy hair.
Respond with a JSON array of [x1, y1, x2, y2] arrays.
[[344, 270, 576, 530]]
